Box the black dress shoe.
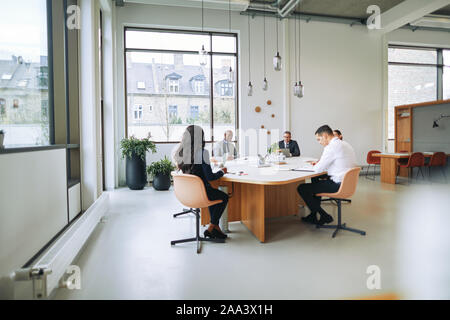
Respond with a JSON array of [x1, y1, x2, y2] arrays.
[[301, 213, 318, 224], [214, 228, 228, 238], [317, 214, 333, 226], [204, 230, 215, 239], [211, 228, 227, 239]]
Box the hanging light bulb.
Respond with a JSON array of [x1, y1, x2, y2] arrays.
[[297, 3, 304, 99], [262, 7, 269, 91], [263, 77, 268, 91], [227, 0, 234, 83], [274, 17, 282, 71], [298, 81, 304, 98], [199, 45, 208, 66], [247, 81, 253, 96], [228, 66, 234, 83], [293, 82, 299, 97], [199, 0, 207, 66], [273, 52, 282, 71]]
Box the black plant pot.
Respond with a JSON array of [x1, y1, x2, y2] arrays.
[[152, 174, 171, 191], [126, 152, 147, 190]]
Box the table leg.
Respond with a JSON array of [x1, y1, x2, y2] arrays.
[[241, 183, 265, 243], [380, 158, 397, 184]]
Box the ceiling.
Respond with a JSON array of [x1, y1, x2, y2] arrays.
[[249, 0, 450, 19]]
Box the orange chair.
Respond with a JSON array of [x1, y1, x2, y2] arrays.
[[426, 152, 447, 182], [365, 150, 381, 180], [396, 152, 425, 184], [316, 167, 366, 238], [171, 172, 225, 254]]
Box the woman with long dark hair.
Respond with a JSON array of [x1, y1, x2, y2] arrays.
[[174, 125, 229, 239]]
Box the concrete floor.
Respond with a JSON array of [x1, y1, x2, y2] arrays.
[[52, 177, 450, 300]]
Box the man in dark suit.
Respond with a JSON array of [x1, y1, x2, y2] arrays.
[[278, 131, 301, 157]]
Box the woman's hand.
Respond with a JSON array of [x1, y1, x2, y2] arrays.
[[307, 160, 318, 166]]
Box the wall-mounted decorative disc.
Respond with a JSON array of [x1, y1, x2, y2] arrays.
[[267, 100, 272, 105], [255, 106, 261, 113]]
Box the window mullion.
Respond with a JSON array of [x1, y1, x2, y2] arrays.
[[437, 49, 443, 100]]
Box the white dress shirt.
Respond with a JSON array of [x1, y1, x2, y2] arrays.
[[313, 137, 357, 183]]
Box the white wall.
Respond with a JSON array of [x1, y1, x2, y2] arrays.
[[0, 149, 67, 276], [288, 20, 384, 162]]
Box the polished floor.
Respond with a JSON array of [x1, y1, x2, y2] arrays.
[[53, 176, 450, 300]]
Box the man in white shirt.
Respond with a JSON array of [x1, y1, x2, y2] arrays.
[[297, 125, 357, 225]]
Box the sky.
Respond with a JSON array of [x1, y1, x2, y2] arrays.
[[0, 0, 48, 63]]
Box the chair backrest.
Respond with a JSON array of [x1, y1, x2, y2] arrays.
[[367, 150, 381, 164], [171, 172, 212, 209], [334, 167, 361, 199], [408, 152, 425, 167], [429, 152, 447, 167]]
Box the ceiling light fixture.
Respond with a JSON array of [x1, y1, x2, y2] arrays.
[[247, 14, 253, 96], [227, 0, 235, 83], [273, 16, 282, 71], [298, 7, 304, 98], [263, 4, 268, 91], [199, 0, 208, 66]]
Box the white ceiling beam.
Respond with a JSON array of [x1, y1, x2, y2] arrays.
[[123, 0, 250, 11], [378, 0, 450, 34]]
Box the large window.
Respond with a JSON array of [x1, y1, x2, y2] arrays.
[[388, 46, 449, 139], [444, 50, 450, 100], [0, 0, 51, 147], [125, 28, 238, 142]]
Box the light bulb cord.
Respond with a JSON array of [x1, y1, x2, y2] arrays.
[[263, 6, 266, 78], [248, 14, 251, 82]]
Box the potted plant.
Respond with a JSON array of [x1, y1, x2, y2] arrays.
[[120, 135, 157, 190], [0, 130, 4, 149], [147, 156, 176, 191], [267, 142, 279, 155]]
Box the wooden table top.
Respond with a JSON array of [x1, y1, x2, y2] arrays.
[[217, 156, 326, 185]]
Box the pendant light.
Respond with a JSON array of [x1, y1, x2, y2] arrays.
[[227, 0, 234, 83], [262, 6, 268, 91], [247, 14, 253, 96], [293, 16, 299, 97], [273, 16, 282, 71], [199, 0, 208, 66], [298, 8, 304, 98]]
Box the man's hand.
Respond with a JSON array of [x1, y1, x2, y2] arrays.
[[307, 160, 318, 166], [222, 167, 228, 174]]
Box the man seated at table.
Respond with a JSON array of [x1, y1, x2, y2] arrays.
[[212, 130, 238, 162], [333, 129, 343, 140], [278, 131, 301, 157], [297, 125, 357, 225]]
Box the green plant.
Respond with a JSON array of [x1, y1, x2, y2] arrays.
[[267, 142, 279, 154], [147, 156, 176, 177], [120, 136, 157, 161]]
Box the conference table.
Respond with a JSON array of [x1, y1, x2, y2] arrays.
[[373, 152, 450, 184], [201, 156, 325, 243]]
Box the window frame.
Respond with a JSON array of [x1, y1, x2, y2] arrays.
[[0, 0, 55, 147], [124, 27, 239, 144], [133, 104, 143, 121], [387, 45, 447, 140]]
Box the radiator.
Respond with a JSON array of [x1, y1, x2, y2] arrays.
[[0, 193, 109, 299]]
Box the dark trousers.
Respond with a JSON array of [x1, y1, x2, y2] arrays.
[[205, 187, 229, 225], [297, 179, 340, 214]]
